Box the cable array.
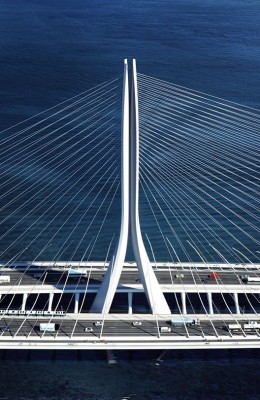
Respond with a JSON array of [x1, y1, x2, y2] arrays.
[[0, 77, 121, 263], [138, 73, 260, 337], [0, 69, 259, 341], [138, 73, 260, 264], [0, 77, 122, 332]]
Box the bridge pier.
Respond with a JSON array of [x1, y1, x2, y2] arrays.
[[21, 293, 28, 312], [207, 292, 214, 315], [74, 292, 80, 314], [130, 59, 170, 315], [181, 292, 187, 314], [48, 293, 54, 312], [90, 59, 129, 314], [128, 292, 133, 314], [233, 292, 240, 314]]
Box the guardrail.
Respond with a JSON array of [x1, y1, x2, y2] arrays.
[[0, 310, 66, 317]]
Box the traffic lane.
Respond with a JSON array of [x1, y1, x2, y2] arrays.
[[0, 318, 40, 337], [58, 319, 161, 337], [2, 270, 245, 286], [1, 272, 103, 286], [154, 273, 241, 285], [0, 318, 186, 337], [3, 270, 252, 286], [1, 318, 254, 339], [40, 319, 260, 339], [0, 320, 157, 338]]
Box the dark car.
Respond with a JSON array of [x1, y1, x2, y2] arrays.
[[0, 326, 10, 332]]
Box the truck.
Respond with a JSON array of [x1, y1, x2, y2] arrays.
[[39, 323, 56, 332], [168, 317, 200, 327], [225, 323, 242, 332], [0, 276, 10, 284], [243, 321, 260, 332], [240, 275, 260, 284], [245, 277, 260, 284], [68, 269, 87, 280]]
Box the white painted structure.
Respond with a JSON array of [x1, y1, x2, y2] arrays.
[[90, 59, 130, 313], [130, 60, 170, 314], [91, 59, 170, 314]]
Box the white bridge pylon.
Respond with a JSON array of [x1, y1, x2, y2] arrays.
[[90, 59, 171, 314]]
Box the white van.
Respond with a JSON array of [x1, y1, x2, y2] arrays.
[[160, 326, 171, 333], [243, 321, 260, 331], [226, 324, 242, 332], [39, 323, 56, 332], [0, 276, 10, 284]]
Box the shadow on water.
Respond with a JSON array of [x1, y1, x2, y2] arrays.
[[0, 349, 260, 399]]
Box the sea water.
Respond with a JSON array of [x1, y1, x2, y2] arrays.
[[0, 349, 260, 399], [0, 0, 259, 398]]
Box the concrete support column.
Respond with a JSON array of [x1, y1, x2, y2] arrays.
[[233, 293, 240, 314], [21, 293, 28, 311], [207, 292, 214, 315], [74, 292, 80, 314], [128, 292, 133, 314], [90, 59, 129, 314], [181, 292, 187, 315], [130, 59, 170, 315], [48, 293, 54, 312]]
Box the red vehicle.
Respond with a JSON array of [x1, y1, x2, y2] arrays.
[[209, 272, 219, 279]]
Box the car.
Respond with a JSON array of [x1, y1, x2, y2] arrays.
[[132, 321, 142, 326], [84, 327, 93, 332], [175, 274, 184, 279], [208, 272, 219, 279], [0, 326, 10, 332], [93, 321, 103, 326], [160, 326, 171, 333]]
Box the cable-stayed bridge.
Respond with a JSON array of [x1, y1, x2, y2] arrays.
[[0, 59, 259, 350]]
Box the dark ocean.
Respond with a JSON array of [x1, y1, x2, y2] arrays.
[[0, 0, 260, 399]]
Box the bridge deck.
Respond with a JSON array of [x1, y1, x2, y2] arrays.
[[0, 263, 259, 349], [0, 314, 259, 350], [1, 264, 260, 292]]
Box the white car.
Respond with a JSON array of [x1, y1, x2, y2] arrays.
[[175, 274, 184, 279], [93, 321, 103, 326], [84, 327, 93, 332]]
